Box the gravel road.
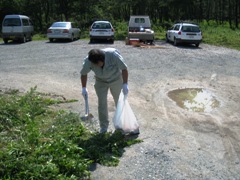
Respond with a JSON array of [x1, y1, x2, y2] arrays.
[[0, 40, 240, 179]]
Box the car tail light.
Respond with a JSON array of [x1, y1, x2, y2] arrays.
[[112, 28, 114, 32], [47, 29, 52, 33], [178, 31, 181, 35], [89, 28, 92, 31], [63, 29, 69, 33]]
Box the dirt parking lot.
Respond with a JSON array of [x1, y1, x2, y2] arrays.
[[0, 40, 240, 179]]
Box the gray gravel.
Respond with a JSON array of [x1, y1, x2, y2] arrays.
[[0, 40, 240, 179]]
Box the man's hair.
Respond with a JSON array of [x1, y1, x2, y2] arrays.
[[88, 49, 105, 64]]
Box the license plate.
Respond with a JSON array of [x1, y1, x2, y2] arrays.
[[54, 30, 60, 33], [188, 35, 194, 38]]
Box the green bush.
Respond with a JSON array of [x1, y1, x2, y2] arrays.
[[0, 87, 142, 179]]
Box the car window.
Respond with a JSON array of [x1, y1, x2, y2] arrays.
[[174, 25, 180, 31], [191, 26, 200, 32], [134, 18, 145, 23], [52, 22, 67, 27], [92, 23, 111, 29], [29, 19, 33, 25], [3, 18, 21, 26], [22, 19, 29, 26], [181, 25, 200, 32]]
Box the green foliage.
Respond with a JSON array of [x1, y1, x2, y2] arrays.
[[33, 34, 48, 41], [0, 87, 142, 179], [152, 21, 169, 40], [1, 0, 240, 34], [200, 21, 240, 50], [113, 21, 128, 40]]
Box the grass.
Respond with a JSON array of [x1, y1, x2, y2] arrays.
[[0, 87, 142, 179], [199, 20, 240, 50], [32, 33, 48, 41]]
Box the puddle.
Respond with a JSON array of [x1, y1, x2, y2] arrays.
[[168, 88, 220, 112]]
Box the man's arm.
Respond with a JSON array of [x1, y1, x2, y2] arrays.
[[122, 69, 128, 84], [81, 75, 87, 87]]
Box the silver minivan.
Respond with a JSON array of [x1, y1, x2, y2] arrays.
[[2, 14, 34, 44]]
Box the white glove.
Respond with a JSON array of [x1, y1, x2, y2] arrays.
[[122, 83, 128, 95], [82, 87, 88, 98]]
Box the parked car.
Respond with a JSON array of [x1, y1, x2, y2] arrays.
[[89, 21, 114, 43], [166, 22, 202, 47], [127, 15, 154, 45], [47, 22, 80, 42], [2, 14, 34, 44]]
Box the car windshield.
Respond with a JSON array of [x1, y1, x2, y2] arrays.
[[3, 18, 21, 26], [92, 23, 111, 29], [52, 22, 68, 28], [181, 25, 200, 32]]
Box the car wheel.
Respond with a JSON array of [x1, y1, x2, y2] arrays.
[[3, 39, 8, 44], [70, 34, 74, 42], [195, 43, 199, 47], [49, 38, 53, 42], [21, 36, 26, 43], [166, 34, 169, 42], [174, 38, 178, 46]]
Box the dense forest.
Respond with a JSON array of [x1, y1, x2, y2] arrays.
[[0, 0, 239, 33]]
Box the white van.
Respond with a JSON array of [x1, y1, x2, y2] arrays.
[[127, 16, 154, 44], [2, 15, 34, 44]]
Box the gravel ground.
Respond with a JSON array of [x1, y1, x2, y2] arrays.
[[0, 40, 240, 179]]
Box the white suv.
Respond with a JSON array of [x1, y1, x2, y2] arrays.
[[89, 21, 114, 43], [166, 22, 202, 47]]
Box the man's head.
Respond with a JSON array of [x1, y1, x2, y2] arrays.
[[88, 49, 105, 65]]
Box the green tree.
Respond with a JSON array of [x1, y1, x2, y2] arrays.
[[1, 0, 239, 34]]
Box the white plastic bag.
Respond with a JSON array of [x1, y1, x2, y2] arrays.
[[113, 92, 140, 134]]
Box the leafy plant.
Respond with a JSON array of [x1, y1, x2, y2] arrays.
[[0, 87, 142, 179]]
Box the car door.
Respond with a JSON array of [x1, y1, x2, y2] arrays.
[[171, 25, 181, 40], [167, 26, 175, 41]]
